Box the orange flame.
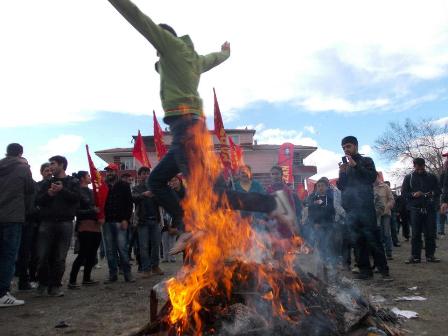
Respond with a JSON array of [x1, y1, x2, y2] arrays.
[[166, 120, 305, 334]]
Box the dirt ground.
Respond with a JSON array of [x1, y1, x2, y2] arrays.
[[1, 236, 448, 336]]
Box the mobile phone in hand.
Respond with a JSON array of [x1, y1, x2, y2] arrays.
[[342, 156, 348, 164]]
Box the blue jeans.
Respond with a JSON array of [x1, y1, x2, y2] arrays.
[[379, 215, 393, 256], [138, 220, 161, 271], [437, 213, 446, 234], [0, 223, 22, 297], [102, 222, 131, 278], [148, 115, 276, 231]]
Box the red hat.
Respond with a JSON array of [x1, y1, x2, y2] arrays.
[[105, 163, 119, 171], [442, 152, 448, 157]]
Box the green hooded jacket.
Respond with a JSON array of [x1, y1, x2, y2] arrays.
[[108, 0, 230, 123]]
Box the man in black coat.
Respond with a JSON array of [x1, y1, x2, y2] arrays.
[[336, 136, 389, 280], [35, 155, 80, 297], [102, 163, 134, 283], [0, 143, 34, 307], [402, 158, 441, 263]]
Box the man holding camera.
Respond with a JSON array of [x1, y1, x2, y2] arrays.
[[35, 156, 80, 297], [337, 136, 389, 280], [402, 158, 441, 264]]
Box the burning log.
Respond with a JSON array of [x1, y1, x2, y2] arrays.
[[129, 259, 403, 336]]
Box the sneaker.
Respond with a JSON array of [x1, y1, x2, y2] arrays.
[[151, 266, 165, 276], [161, 260, 169, 263], [426, 256, 441, 263], [351, 267, 360, 274], [405, 257, 421, 264], [82, 280, 99, 286], [380, 273, 394, 282], [34, 285, 47, 297], [170, 259, 177, 263], [67, 283, 81, 290], [103, 276, 118, 284], [270, 191, 297, 232], [386, 255, 394, 261], [48, 287, 64, 297], [0, 293, 25, 307]]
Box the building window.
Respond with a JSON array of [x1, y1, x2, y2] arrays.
[[120, 157, 135, 171], [230, 135, 240, 144]]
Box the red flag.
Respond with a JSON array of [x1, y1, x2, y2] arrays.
[[278, 143, 295, 185], [297, 181, 308, 201], [132, 130, 151, 168], [153, 111, 167, 161], [228, 135, 244, 172], [213, 88, 232, 175], [86, 145, 109, 221]]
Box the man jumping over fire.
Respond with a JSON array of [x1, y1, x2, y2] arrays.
[[106, 0, 297, 253]]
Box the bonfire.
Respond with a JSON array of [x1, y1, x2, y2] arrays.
[[131, 122, 403, 336]]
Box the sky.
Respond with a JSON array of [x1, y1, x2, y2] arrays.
[[1, 0, 447, 187]]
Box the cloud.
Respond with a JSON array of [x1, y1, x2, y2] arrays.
[[432, 117, 448, 127], [304, 126, 316, 134], [1, 0, 448, 127], [238, 124, 318, 146], [304, 148, 342, 180], [26, 135, 85, 178]]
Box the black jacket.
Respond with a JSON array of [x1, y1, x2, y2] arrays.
[[336, 154, 377, 211], [36, 176, 80, 221], [132, 183, 159, 224], [76, 187, 97, 221], [401, 171, 440, 210], [104, 180, 133, 222], [0, 157, 34, 223], [307, 192, 335, 226], [441, 170, 448, 204]]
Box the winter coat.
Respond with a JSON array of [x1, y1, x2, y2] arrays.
[[104, 180, 133, 223], [401, 171, 440, 210], [36, 176, 80, 222], [107, 0, 230, 123], [336, 154, 377, 211], [373, 182, 395, 216], [132, 183, 159, 224], [0, 157, 34, 223]]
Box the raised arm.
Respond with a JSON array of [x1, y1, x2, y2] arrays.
[[200, 42, 231, 73], [107, 0, 181, 54]]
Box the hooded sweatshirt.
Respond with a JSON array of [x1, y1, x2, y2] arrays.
[[107, 0, 230, 123], [0, 156, 34, 223]]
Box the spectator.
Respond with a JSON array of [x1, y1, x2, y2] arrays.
[[438, 156, 447, 235], [161, 176, 185, 263], [132, 167, 164, 278], [0, 143, 34, 307], [402, 158, 441, 263], [102, 163, 134, 283], [307, 178, 336, 264], [68, 171, 102, 289], [35, 155, 80, 297], [234, 165, 266, 222], [395, 194, 410, 241], [374, 175, 395, 260], [336, 136, 390, 280]]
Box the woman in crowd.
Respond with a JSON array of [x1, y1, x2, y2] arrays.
[[68, 171, 102, 289]]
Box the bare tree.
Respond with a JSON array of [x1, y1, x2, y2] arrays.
[[375, 118, 448, 178]]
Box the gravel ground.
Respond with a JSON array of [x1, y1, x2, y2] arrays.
[[1, 236, 447, 336]]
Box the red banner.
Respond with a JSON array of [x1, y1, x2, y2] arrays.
[[278, 143, 294, 185], [153, 111, 167, 161], [296, 181, 308, 201], [228, 135, 244, 172], [132, 130, 151, 168], [86, 145, 109, 221], [213, 88, 232, 176]]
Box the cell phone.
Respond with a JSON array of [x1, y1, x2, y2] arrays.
[[342, 156, 348, 164]]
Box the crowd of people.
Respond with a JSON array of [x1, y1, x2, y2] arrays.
[[2, 0, 448, 312]]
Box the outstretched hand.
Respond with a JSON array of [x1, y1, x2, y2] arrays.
[[221, 41, 230, 53]]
